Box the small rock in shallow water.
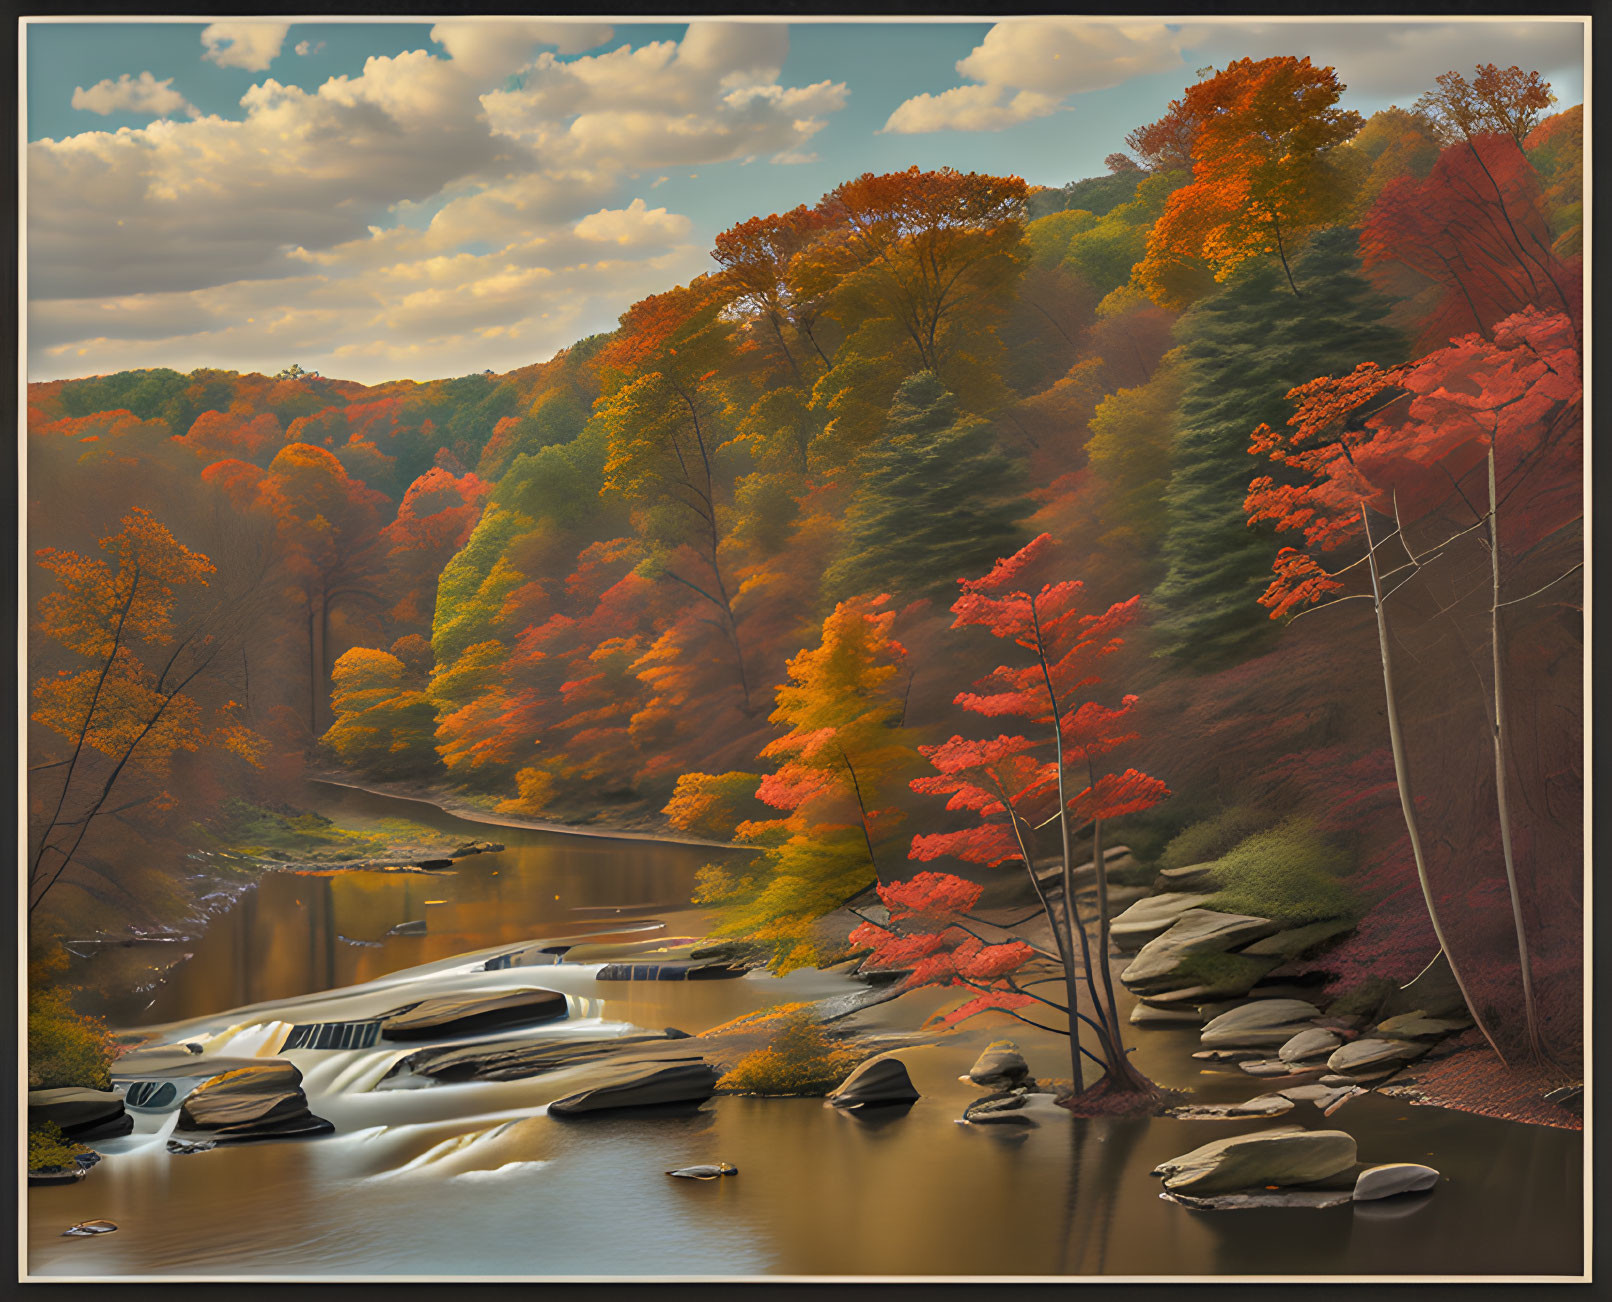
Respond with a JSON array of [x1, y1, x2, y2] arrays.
[[1327, 1037, 1430, 1074], [826, 1053, 920, 1110], [1277, 1028, 1343, 1063], [1152, 1126, 1358, 1195], [965, 1040, 1030, 1088], [1320, 1074, 1356, 1087], [1200, 1000, 1323, 1048], [1353, 1162, 1439, 1201], [1167, 1095, 1295, 1120], [166, 1138, 216, 1155], [667, 1162, 737, 1180], [1238, 1058, 1298, 1077], [62, 1220, 118, 1237]]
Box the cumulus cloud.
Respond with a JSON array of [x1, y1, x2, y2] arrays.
[[884, 20, 1194, 133], [71, 71, 197, 119], [294, 40, 325, 58], [200, 22, 290, 73], [430, 21, 615, 79], [29, 22, 843, 384], [1188, 20, 1586, 104]]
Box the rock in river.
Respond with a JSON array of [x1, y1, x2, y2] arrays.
[[1120, 911, 1279, 989], [965, 1040, 1030, 1088], [381, 1030, 685, 1086], [61, 1220, 119, 1237], [1152, 1126, 1358, 1195], [1167, 1095, 1295, 1121], [176, 1059, 334, 1142], [1327, 1037, 1431, 1074], [28, 1088, 134, 1142], [379, 988, 568, 1040], [1109, 893, 1216, 951], [668, 1162, 737, 1180], [826, 1053, 920, 1110], [1277, 1028, 1344, 1063], [1199, 999, 1322, 1049], [961, 1091, 1067, 1126], [1353, 1163, 1440, 1201], [548, 1059, 719, 1116]]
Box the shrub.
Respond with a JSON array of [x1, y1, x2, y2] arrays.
[[28, 1121, 89, 1174], [1203, 817, 1359, 926], [1159, 805, 1275, 869], [714, 1008, 868, 1097], [662, 771, 765, 841], [28, 949, 113, 1091]]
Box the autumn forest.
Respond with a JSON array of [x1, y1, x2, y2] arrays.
[[25, 47, 1585, 1277]]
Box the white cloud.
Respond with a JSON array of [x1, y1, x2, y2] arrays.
[[201, 22, 290, 73], [574, 198, 692, 246], [71, 71, 197, 120], [884, 20, 1195, 133], [28, 23, 844, 384], [429, 21, 614, 80], [295, 40, 325, 58]]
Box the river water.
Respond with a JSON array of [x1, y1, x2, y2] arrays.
[[27, 782, 1584, 1279]]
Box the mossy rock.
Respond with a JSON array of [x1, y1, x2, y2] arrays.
[[1171, 951, 1283, 998], [1239, 918, 1356, 959]]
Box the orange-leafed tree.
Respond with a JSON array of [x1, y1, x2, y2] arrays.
[[29, 509, 268, 916], [1137, 57, 1364, 306], [694, 595, 917, 972]]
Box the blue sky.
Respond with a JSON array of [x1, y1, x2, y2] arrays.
[[23, 18, 1587, 385]]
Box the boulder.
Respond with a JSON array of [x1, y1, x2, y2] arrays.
[[1110, 893, 1216, 950], [380, 1031, 682, 1085], [960, 1091, 1067, 1126], [1120, 911, 1279, 989], [28, 1088, 134, 1142], [1200, 999, 1322, 1048], [826, 1053, 920, 1110], [1327, 1037, 1431, 1074], [379, 988, 568, 1040], [1277, 1028, 1344, 1063], [1375, 1010, 1472, 1038], [667, 1162, 737, 1180], [1353, 1163, 1439, 1201], [1239, 918, 1356, 959], [549, 1059, 719, 1116], [1130, 1003, 1203, 1026], [176, 1059, 334, 1142], [965, 1040, 1030, 1088], [1155, 863, 1216, 891], [1151, 1126, 1358, 1195]]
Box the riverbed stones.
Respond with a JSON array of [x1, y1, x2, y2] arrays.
[[1110, 893, 1216, 950], [379, 988, 568, 1040], [548, 1059, 720, 1116], [176, 1059, 334, 1142], [1199, 1000, 1322, 1048], [826, 1053, 920, 1110], [1119, 911, 1279, 989], [1327, 1037, 1431, 1074], [1277, 1028, 1344, 1064], [1353, 1163, 1440, 1201], [1374, 1011, 1472, 1038], [965, 1040, 1030, 1088], [380, 1031, 686, 1085], [28, 1088, 134, 1142], [1151, 1126, 1358, 1195], [667, 1162, 737, 1179], [1167, 1095, 1296, 1121]]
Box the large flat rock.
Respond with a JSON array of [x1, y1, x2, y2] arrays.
[[379, 988, 568, 1040], [1120, 911, 1279, 989], [548, 1058, 719, 1116], [28, 1088, 133, 1142], [1110, 893, 1216, 950], [1152, 1126, 1358, 1195], [1327, 1037, 1431, 1074], [380, 1030, 686, 1086], [1200, 999, 1323, 1048]]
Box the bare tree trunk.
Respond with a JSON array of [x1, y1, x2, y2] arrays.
[[1362, 504, 1509, 1063], [1486, 448, 1541, 1055]]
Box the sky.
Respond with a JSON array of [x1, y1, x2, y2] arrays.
[[22, 17, 1588, 387]]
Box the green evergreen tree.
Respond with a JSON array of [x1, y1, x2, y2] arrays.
[[826, 372, 1031, 603], [1151, 227, 1403, 664]]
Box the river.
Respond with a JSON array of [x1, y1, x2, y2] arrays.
[[26, 781, 1584, 1279]]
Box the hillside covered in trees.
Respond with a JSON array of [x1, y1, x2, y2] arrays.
[[28, 57, 1583, 1093]]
